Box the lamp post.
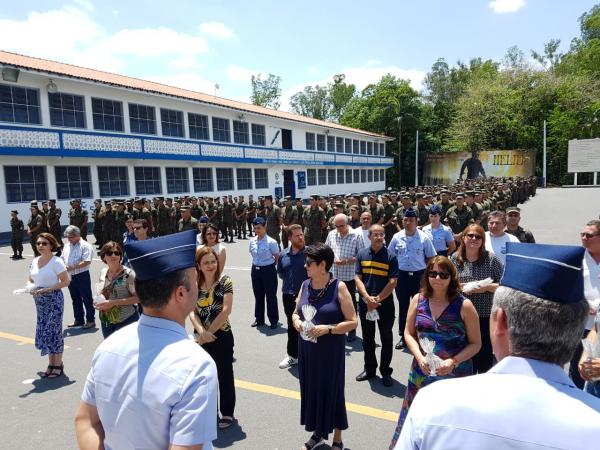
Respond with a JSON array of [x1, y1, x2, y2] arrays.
[[396, 116, 402, 187]]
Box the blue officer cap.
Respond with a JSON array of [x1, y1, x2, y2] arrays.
[[125, 230, 197, 281], [429, 204, 442, 215], [500, 242, 585, 304], [199, 215, 209, 224], [253, 217, 266, 226], [404, 207, 418, 218]]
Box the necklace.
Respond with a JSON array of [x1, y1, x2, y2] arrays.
[[308, 276, 334, 302]]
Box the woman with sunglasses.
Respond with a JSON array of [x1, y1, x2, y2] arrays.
[[292, 243, 358, 450], [190, 246, 236, 430], [198, 223, 226, 270], [450, 224, 503, 373], [95, 241, 139, 338], [28, 232, 70, 378], [390, 256, 480, 447]]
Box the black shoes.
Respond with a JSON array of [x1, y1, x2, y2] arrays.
[[346, 330, 356, 342], [356, 371, 376, 382], [395, 338, 405, 350], [251, 320, 264, 327], [382, 375, 394, 387], [269, 323, 278, 330], [67, 321, 84, 328]]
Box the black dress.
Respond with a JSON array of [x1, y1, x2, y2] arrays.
[[298, 277, 348, 439]]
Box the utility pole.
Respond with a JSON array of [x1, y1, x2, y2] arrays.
[[415, 129, 419, 187]]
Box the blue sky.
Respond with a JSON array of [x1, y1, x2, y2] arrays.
[[0, 0, 596, 109]]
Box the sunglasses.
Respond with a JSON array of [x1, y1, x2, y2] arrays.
[[106, 251, 122, 257], [36, 241, 49, 246], [428, 270, 451, 280], [581, 232, 600, 239], [465, 233, 483, 240]]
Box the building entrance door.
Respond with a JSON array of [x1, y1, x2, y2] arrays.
[[283, 170, 295, 199]]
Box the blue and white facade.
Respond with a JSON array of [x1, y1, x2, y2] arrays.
[[0, 53, 393, 235]]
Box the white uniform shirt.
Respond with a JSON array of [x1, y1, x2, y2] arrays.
[[484, 232, 519, 266], [81, 314, 218, 450], [61, 238, 94, 275], [395, 356, 600, 450], [583, 250, 600, 330]]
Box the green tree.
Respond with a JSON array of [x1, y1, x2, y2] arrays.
[[250, 73, 282, 109], [289, 85, 331, 120], [328, 74, 356, 122]]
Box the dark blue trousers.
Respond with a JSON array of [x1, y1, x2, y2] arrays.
[[68, 271, 95, 323], [395, 269, 425, 336], [251, 263, 279, 325]]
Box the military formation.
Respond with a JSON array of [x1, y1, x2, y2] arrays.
[[8, 176, 538, 257]]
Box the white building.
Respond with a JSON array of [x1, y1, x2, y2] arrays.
[[0, 50, 393, 236]]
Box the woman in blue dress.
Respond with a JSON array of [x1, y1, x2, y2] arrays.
[[291, 243, 358, 450]]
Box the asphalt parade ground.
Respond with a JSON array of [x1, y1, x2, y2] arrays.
[[1, 187, 599, 450]]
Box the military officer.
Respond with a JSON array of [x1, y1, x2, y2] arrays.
[[156, 197, 172, 236], [264, 194, 282, 245], [246, 194, 257, 237], [190, 197, 204, 220], [303, 195, 326, 245], [133, 198, 153, 231], [178, 206, 198, 232], [101, 201, 116, 246], [113, 201, 128, 242], [295, 198, 305, 229], [382, 195, 397, 245], [91, 199, 103, 249], [234, 195, 248, 239], [69, 198, 88, 240], [414, 193, 430, 227], [465, 190, 483, 224], [221, 196, 235, 243], [281, 196, 299, 249], [444, 193, 474, 240], [28, 202, 44, 257], [10, 210, 24, 260], [369, 194, 385, 225], [505, 207, 536, 243], [437, 190, 454, 222], [46, 199, 63, 251]]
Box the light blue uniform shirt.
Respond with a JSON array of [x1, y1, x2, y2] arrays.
[[249, 234, 279, 266], [389, 229, 437, 272], [422, 223, 454, 252], [81, 315, 218, 450]]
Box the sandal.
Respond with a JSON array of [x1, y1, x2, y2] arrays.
[[44, 364, 64, 379], [39, 365, 52, 378], [332, 442, 344, 450], [218, 416, 234, 429], [303, 434, 324, 450]]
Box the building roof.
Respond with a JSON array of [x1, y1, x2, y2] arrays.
[[0, 50, 390, 140]]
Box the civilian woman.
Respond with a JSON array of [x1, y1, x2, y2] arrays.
[[28, 232, 70, 378], [450, 224, 503, 373], [198, 223, 226, 269], [95, 241, 139, 338], [292, 243, 358, 450], [390, 255, 480, 448], [190, 246, 236, 429], [196, 216, 209, 247]]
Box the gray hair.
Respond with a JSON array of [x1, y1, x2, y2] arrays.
[[488, 210, 506, 223], [491, 286, 588, 365], [64, 225, 81, 237], [587, 219, 600, 231], [368, 224, 384, 237], [333, 213, 348, 225]]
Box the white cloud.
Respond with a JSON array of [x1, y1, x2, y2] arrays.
[[199, 21, 234, 39], [226, 65, 256, 83], [489, 0, 526, 13], [366, 59, 381, 66]]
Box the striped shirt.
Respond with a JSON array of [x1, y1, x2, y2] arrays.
[[326, 228, 365, 281], [355, 246, 399, 299], [61, 238, 94, 275]]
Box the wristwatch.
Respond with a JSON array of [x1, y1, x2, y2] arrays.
[[328, 325, 334, 334]]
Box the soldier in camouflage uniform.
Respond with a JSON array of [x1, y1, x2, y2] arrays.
[[91, 199, 103, 248], [133, 199, 153, 231], [10, 210, 24, 260], [281, 196, 299, 249], [46, 199, 63, 252], [415, 193, 430, 227], [320, 197, 334, 241], [303, 195, 326, 245], [113, 202, 128, 243], [437, 190, 454, 222], [246, 194, 256, 237], [465, 191, 483, 225], [295, 198, 305, 229], [381, 194, 396, 245], [444, 193, 474, 239], [221, 196, 235, 243], [368, 194, 385, 225], [27, 202, 44, 257], [505, 207, 536, 243], [101, 201, 116, 246], [190, 197, 204, 220], [264, 195, 282, 245], [69, 198, 88, 240], [234, 195, 248, 239], [156, 197, 172, 236], [172, 199, 182, 234], [349, 205, 361, 228], [178, 206, 198, 232]]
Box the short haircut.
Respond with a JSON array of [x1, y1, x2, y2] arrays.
[[64, 225, 81, 237], [586, 219, 600, 232], [420, 255, 462, 300], [305, 242, 335, 271], [135, 268, 192, 310], [492, 287, 588, 365], [36, 232, 60, 253], [99, 241, 123, 263], [488, 210, 506, 223], [287, 223, 303, 237], [333, 213, 348, 225], [368, 224, 384, 237], [133, 218, 148, 229]]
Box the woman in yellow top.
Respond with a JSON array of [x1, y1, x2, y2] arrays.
[[190, 246, 236, 429]]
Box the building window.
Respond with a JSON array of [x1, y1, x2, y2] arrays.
[[305, 132, 315, 150], [336, 137, 344, 153], [381, 143, 386, 156], [129, 103, 156, 135], [91, 98, 123, 132], [361, 169, 367, 182], [318, 169, 327, 185], [161, 108, 184, 138], [166, 167, 189, 193], [254, 168, 268, 189], [216, 168, 234, 191], [367, 142, 373, 156], [352, 139, 359, 154], [98, 166, 129, 197], [380, 169, 385, 182], [193, 167, 213, 192], [345, 169, 352, 184], [55, 166, 92, 199], [327, 135, 335, 152], [374, 169, 380, 182], [134, 167, 162, 195], [353, 169, 360, 183], [233, 120, 249, 144], [307, 169, 317, 186], [345, 138, 352, 154], [316, 134, 325, 151], [0, 84, 41, 124], [49, 92, 85, 128], [337, 169, 345, 184], [237, 168, 253, 190], [212, 117, 231, 143], [360, 141, 367, 155], [4, 166, 47, 203], [252, 124, 266, 146], [188, 113, 210, 140], [367, 169, 373, 183], [328, 169, 336, 185]]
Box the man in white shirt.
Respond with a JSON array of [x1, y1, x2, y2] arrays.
[[61, 225, 95, 329], [392, 242, 600, 450], [354, 211, 372, 248], [74, 230, 218, 450], [484, 210, 518, 265]]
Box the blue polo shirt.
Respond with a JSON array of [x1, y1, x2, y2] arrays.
[[355, 245, 399, 301], [277, 246, 308, 296], [249, 234, 279, 266], [389, 228, 437, 272], [422, 223, 454, 252]]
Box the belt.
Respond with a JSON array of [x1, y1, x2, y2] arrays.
[[400, 269, 424, 276], [253, 263, 275, 270]]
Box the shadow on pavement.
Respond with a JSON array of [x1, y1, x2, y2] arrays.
[[257, 324, 287, 336], [63, 327, 98, 337], [19, 374, 76, 398], [366, 377, 406, 398], [213, 420, 247, 448], [344, 336, 363, 355]]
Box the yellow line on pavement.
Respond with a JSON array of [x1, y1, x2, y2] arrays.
[[0, 330, 397, 422]]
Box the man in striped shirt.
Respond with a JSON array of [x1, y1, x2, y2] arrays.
[[355, 224, 399, 386]]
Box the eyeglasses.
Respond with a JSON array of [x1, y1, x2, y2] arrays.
[[427, 270, 451, 280], [465, 233, 483, 240], [36, 241, 49, 246], [105, 251, 122, 257], [581, 232, 600, 239]]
